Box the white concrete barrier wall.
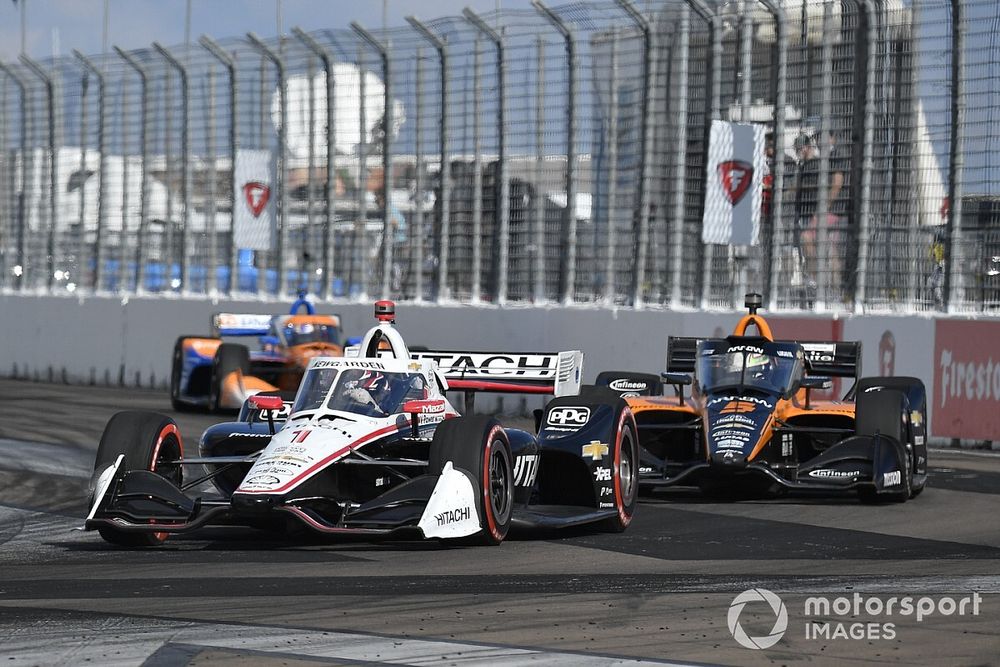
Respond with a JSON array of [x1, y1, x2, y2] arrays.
[[2, 293, 996, 442]]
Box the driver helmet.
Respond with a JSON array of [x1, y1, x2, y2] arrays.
[[286, 322, 315, 337], [357, 370, 389, 401], [745, 352, 772, 378]]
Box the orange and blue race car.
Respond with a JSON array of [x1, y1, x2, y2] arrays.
[[170, 296, 345, 412], [593, 293, 928, 502]]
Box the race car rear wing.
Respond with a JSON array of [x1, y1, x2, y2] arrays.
[[666, 336, 862, 381], [797, 341, 862, 380], [409, 350, 584, 397], [211, 313, 273, 337], [665, 336, 699, 373]]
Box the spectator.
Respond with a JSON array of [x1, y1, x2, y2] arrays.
[[793, 131, 845, 295]]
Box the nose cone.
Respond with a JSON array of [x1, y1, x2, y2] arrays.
[[705, 394, 774, 463], [231, 492, 280, 516], [711, 449, 748, 468]]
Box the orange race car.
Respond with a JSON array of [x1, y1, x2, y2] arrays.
[[591, 293, 928, 502], [170, 296, 345, 411]]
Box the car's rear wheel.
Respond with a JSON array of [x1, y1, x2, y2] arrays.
[[429, 415, 514, 546], [93, 411, 184, 547], [209, 343, 250, 412], [855, 388, 911, 503]]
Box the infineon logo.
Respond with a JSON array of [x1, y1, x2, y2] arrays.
[[609, 379, 648, 393], [547, 406, 590, 427]]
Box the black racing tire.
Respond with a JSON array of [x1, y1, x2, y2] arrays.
[[169, 336, 201, 412], [594, 370, 662, 397], [598, 402, 640, 532], [429, 415, 514, 546], [92, 411, 184, 547], [209, 343, 251, 412], [855, 388, 911, 503], [856, 376, 929, 500]]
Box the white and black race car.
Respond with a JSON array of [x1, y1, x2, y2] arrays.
[[85, 301, 638, 546]]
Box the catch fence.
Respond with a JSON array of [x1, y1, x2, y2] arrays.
[[0, 0, 996, 313]]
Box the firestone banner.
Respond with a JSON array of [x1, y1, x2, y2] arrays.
[[934, 319, 1000, 440], [233, 149, 276, 251], [702, 120, 767, 246]]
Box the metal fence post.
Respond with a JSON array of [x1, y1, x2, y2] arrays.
[[292, 28, 337, 300], [0, 63, 28, 291], [206, 65, 220, 296], [152, 43, 192, 294], [814, 1, 835, 309], [464, 8, 510, 305], [74, 51, 107, 293], [247, 32, 289, 297], [669, 7, 692, 307], [473, 38, 483, 301], [684, 0, 721, 308], [352, 23, 393, 301], [533, 0, 577, 304], [20, 56, 58, 293], [616, 0, 654, 307], [533, 37, 545, 302], [406, 17, 449, 303], [604, 28, 620, 303], [758, 0, 787, 311], [114, 47, 151, 294], [854, 0, 878, 311], [731, 0, 754, 308], [305, 55, 317, 291], [199, 36, 238, 296], [77, 69, 89, 292], [944, 0, 965, 312], [413, 48, 424, 301], [354, 42, 369, 300]]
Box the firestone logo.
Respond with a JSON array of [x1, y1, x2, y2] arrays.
[[939, 348, 1000, 408], [727, 588, 788, 650]]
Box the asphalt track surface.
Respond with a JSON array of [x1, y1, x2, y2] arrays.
[[0, 378, 998, 666]]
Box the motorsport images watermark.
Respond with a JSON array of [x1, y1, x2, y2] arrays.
[[727, 588, 984, 648]]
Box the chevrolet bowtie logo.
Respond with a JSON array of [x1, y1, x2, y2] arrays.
[[582, 440, 609, 461]]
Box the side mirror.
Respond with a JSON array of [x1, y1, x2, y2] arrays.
[[801, 377, 832, 390], [249, 394, 285, 434], [249, 394, 284, 411], [403, 398, 446, 415], [403, 398, 446, 436], [661, 372, 692, 406], [800, 376, 832, 409], [661, 372, 692, 386]]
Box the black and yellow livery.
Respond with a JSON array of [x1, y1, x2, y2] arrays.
[[596, 293, 928, 502]]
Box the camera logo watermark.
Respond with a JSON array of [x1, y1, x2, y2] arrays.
[[727, 588, 788, 649], [728, 589, 983, 648]]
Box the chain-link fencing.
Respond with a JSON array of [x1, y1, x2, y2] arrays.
[[0, 0, 996, 313]]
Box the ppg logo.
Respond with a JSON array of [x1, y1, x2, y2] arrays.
[[547, 406, 590, 427]]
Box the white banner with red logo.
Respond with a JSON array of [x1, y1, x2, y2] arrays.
[[234, 149, 276, 251], [702, 120, 766, 245], [934, 319, 1000, 441]]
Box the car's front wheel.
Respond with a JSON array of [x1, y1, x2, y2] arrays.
[[92, 411, 184, 547], [429, 415, 514, 546]]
